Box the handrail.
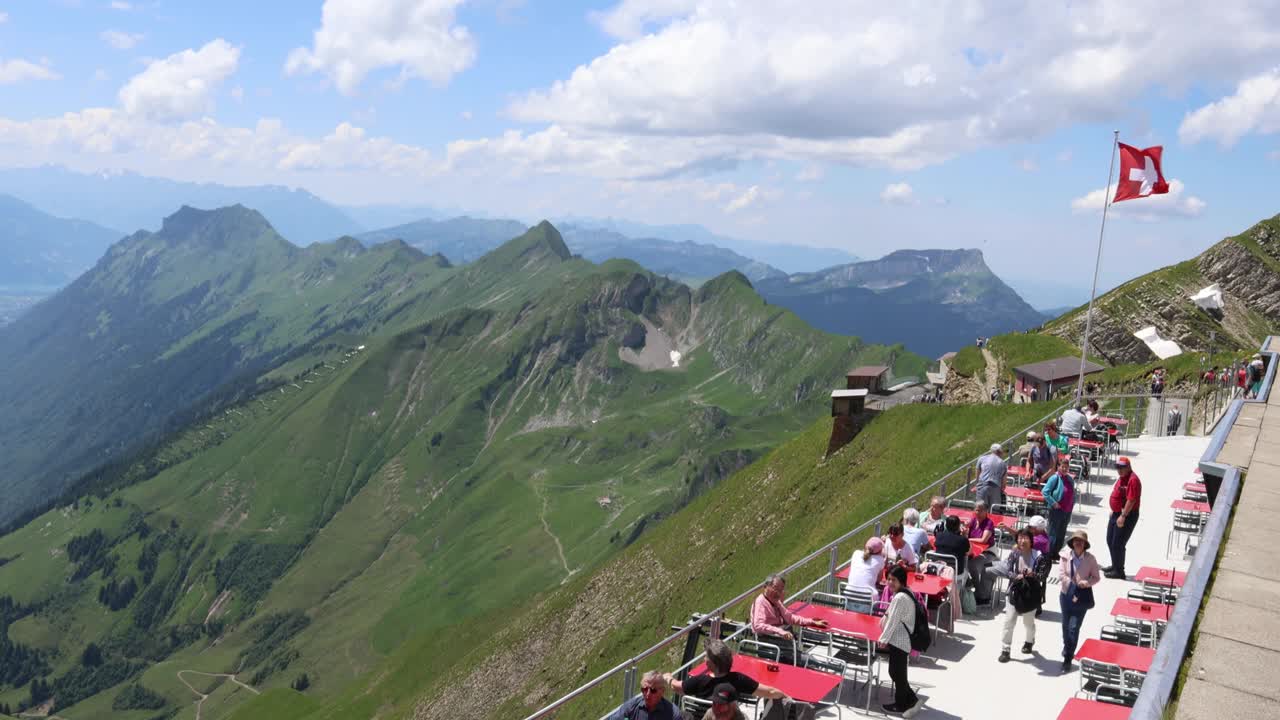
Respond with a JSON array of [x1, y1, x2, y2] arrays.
[[1129, 336, 1277, 720], [521, 398, 1073, 720]]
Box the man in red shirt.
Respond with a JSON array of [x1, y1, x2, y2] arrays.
[[1104, 457, 1142, 579]]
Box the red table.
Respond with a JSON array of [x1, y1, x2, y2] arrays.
[[1112, 598, 1172, 623], [787, 601, 881, 641], [925, 535, 989, 558], [1069, 438, 1105, 450], [1096, 416, 1129, 427], [1171, 499, 1210, 513], [1183, 482, 1206, 493], [1004, 486, 1045, 503], [906, 571, 951, 597], [1057, 697, 1131, 720], [1135, 567, 1186, 588], [947, 508, 1017, 531], [1075, 638, 1154, 673], [1007, 465, 1031, 478], [687, 654, 843, 704]]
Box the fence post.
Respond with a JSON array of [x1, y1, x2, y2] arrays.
[[826, 546, 839, 594], [709, 615, 721, 643], [874, 519, 882, 538], [622, 665, 637, 705]]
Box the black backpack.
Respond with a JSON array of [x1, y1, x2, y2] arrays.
[[900, 591, 931, 653], [1009, 575, 1042, 614]]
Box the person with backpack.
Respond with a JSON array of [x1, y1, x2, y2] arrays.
[[996, 528, 1042, 663], [1042, 456, 1075, 556], [1058, 530, 1102, 673], [878, 565, 924, 717]]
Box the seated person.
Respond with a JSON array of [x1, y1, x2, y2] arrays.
[[1027, 515, 1051, 554], [846, 537, 886, 612], [748, 574, 827, 665], [966, 501, 996, 546], [1059, 405, 1091, 437], [920, 496, 948, 533], [901, 508, 931, 556], [666, 640, 787, 704], [883, 522, 918, 570], [932, 515, 971, 566], [605, 671, 684, 720], [702, 683, 744, 720]]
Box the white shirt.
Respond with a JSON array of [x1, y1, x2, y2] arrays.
[[880, 591, 916, 652], [884, 537, 918, 566], [847, 551, 886, 591]]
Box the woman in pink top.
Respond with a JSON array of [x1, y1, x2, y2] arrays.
[[1058, 529, 1101, 673]]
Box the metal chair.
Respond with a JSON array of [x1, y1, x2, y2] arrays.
[[1128, 586, 1177, 606], [830, 632, 879, 714], [1100, 623, 1144, 646], [738, 638, 782, 662], [803, 655, 848, 718], [811, 591, 845, 608], [841, 584, 876, 615], [1168, 509, 1207, 558], [680, 695, 712, 717], [948, 499, 976, 510]]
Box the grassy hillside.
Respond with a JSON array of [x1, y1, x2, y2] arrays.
[[299, 402, 1055, 720], [0, 222, 926, 719]]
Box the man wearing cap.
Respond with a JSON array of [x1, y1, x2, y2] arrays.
[[1058, 529, 1101, 673], [702, 683, 745, 720], [605, 671, 684, 720], [1104, 457, 1141, 579], [975, 444, 1007, 509]]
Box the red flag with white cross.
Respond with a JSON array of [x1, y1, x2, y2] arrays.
[[1113, 143, 1169, 203]]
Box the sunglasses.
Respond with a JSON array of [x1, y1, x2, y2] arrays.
[[640, 687, 662, 694]]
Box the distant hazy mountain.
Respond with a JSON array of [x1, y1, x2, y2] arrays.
[[358, 216, 787, 283], [0, 165, 362, 244], [560, 216, 859, 273], [0, 193, 121, 289], [757, 249, 1045, 357], [1039, 306, 1076, 321], [339, 203, 445, 230]]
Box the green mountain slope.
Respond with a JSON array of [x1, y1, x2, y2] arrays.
[[0, 215, 925, 719], [0, 193, 121, 289], [757, 249, 1043, 357]]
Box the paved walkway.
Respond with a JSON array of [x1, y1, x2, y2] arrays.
[[805, 435, 1208, 718], [1174, 382, 1280, 720]]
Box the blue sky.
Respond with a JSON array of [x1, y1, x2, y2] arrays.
[[2, 1, 1280, 308]]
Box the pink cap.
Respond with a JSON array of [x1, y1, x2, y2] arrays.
[[865, 537, 884, 555]]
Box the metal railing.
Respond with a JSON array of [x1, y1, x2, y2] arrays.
[[1129, 337, 1276, 720], [522, 399, 1074, 720]]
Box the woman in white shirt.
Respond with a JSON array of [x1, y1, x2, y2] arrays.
[[879, 566, 922, 717], [847, 536, 886, 598]]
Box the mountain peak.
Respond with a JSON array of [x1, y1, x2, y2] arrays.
[[154, 204, 288, 254], [525, 220, 572, 261]]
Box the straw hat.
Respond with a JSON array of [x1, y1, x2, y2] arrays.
[[1067, 529, 1091, 550]]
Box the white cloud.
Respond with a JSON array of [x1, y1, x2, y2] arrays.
[[460, 110, 473, 120], [0, 59, 60, 84], [1070, 179, 1206, 219], [101, 30, 144, 50], [880, 182, 915, 205], [795, 164, 824, 181], [0, 11, 8, 23], [1180, 67, 1280, 147], [1018, 157, 1038, 172], [118, 39, 240, 120], [723, 184, 760, 213], [590, 0, 697, 39], [286, 0, 475, 95]]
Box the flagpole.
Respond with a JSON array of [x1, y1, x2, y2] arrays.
[[1076, 129, 1120, 402]]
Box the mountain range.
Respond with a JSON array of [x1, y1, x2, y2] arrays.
[[0, 194, 120, 290], [756, 248, 1047, 358], [0, 208, 925, 719]]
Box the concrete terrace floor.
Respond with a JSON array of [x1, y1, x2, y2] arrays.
[[804, 434, 1209, 719], [1174, 379, 1280, 720]]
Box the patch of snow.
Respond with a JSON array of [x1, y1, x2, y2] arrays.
[[670, 350, 682, 367], [1134, 326, 1183, 359]]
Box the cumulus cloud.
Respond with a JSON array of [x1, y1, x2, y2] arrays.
[[0, 59, 60, 84], [101, 30, 145, 50], [502, 1, 1280, 175], [1070, 179, 1206, 219], [880, 182, 916, 205], [1180, 67, 1280, 147], [118, 39, 240, 120], [286, 0, 475, 95], [279, 122, 433, 172]]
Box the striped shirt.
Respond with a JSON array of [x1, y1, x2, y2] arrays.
[[879, 591, 916, 652]]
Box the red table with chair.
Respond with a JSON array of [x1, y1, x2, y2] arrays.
[[1075, 638, 1154, 673], [1057, 697, 1131, 719], [686, 654, 843, 704]]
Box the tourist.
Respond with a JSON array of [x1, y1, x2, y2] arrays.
[[847, 537, 887, 599], [996, 528, 1043, 663], [879, 566, 923, 717], [901, 509, 930, 556], [968, 502, 999, 603], [1249, 357, 1266, 398], [701, 683, 745, 720], [749, 574, 827, 665], [1059, 404, 1090, 437], [933, 515, 971, 566], [1041, 456, 1076, 556], [1027, 515, 1051, 554], [883, 523, 919, 570], [1166, 404, 1183, 436], [1043, 421, 1068, 456], [967, 501, 996, 546], [1104, 457, 1142, 579], [1029, 386, 1038, 402], [665, 640, 788, 703], [1237, 363, 1249, 396], [606, 671, 684, 720], [920, 496, 947, 533], [974, 444, 1007, 508], [1025, 431, 1054, 482], [1059, 530, 1101, 673]]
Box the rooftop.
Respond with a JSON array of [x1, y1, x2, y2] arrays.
[[830, 389, 869, 398], [847, 366, 891, 378], [1014, 356, 1107, 382]]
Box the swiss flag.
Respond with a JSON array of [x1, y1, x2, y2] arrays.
[[1114, 143, 1169, 203]]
